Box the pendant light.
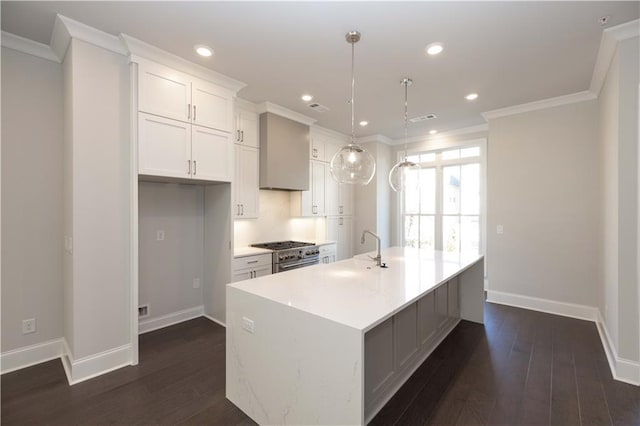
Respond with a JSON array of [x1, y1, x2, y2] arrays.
[[389, 78, 421, 192], [330, 31, 376, 185]]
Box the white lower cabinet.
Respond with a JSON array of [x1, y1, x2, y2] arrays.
[[232, 253, 272, 282], [327, 216, 352, 261], [319, 243, 337, 264], [138, 112, 232, 182]]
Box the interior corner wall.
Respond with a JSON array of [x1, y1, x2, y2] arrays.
[[66, 39, 131, 360], [1, 47, 64, 352], [487, 100, 601, 308]]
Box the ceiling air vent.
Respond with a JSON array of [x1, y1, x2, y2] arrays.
[[308, 103, 330, 113], [409, 114, 437, 123]]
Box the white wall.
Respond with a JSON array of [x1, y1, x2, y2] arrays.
[[487, 100, 601, 307], [1, 47, 64, 352], [233, 190, 320, 247], [600, 36, 639, 362], [65, 39, 130, 359], [138, 182, 204, 321]]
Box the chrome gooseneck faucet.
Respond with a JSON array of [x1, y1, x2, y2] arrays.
[[361, 230, 383, 267]]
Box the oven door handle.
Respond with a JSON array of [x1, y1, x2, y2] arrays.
[[278, 258, 319, 270]]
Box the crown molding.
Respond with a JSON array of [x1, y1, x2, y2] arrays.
[[358, 134, 393, 145], [482, 91, 596, 121], [590, 19, 639, 96], [389, 124, 488, 146], [51, 14, 127, 61], [256, 102, 317, 126], [122, 34, 246, 93], [311, 124, 349, 142], [1, 31, 60, 62]]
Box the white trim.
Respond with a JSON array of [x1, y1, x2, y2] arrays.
[[390, 124, 488, 146], [122, 34, 246, 93], [482, 91, 597, 121], [203, 313, 226, 328], [235, 97, 259, 114], [1, 31, 60, 62], [596, 310, 640, 386], [130, 61, 140, 366], [312, 124, 350, 143], [139, 305, 205, 334], [0, 338, 64, 374], [590, 19, 640, 96], [256, 101, 317, 126], [358, 134, 393, 145], [51, 14, 127, 61], [66, 344, 132, 385], [486, 290, 598, 321]]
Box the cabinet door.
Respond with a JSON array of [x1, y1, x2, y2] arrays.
[[138, 113, 191, 178], [325, 170, 340, 216], [235, 145, 259, 218], [138, 61, 191, 123], [192, 78, 234, 132], [253, 265, 272, 278], [324, 140, 341, 163], [311, 161, 326, 216], [231, 269, 252, 283], [237, 110, 260, 148], [326, 217, 340, 248], [339, 184, 353, 216], [191, 126, 232, 182], [339, 216, 353, 260], [310, 135, 325, 161]]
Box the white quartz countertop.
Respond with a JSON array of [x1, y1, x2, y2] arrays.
[[229, 247, 483, 332], [233, 246, 273, 258]]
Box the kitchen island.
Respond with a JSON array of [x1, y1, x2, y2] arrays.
[[226, 247, 484, 425]]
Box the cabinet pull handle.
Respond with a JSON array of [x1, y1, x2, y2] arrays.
[[241, 204, 244, 216], [193, 160, 197, 175], [313, 148, 318, 158], [188, 159, 192, 175], [237, 130, 241, 142], [193, 105, 197, 121], [247, 260, 259, 264], [339, 217, 343, 226], [339, 206, 343, 214], [241, 130, 244, 142], [188, 104, 191, 119], [237, 204, 240, 216]]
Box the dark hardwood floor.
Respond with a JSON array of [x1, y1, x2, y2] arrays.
[[2, 303, 639, 425]]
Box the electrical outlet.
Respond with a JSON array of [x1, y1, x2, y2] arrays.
[[22, 318, 36, 334], [193, 278, 201, 289], [156, 230, 165, 241], [138, 305, 149, 318], [242, 317, 255, 334], [497, 225, 504, 234]]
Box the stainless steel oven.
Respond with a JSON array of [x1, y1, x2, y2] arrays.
[[250, 241, 320, 274]]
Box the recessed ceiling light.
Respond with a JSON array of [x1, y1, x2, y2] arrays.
[[429, 130, 437, 135], [359, 120, 368, 127], [194, 44, 213, 57], [465, 93, 479, 101], [301, 94, 314, 102], [425, 42, 444, 56]]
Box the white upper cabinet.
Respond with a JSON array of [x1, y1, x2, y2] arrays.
[[291, 160, 325, 217], [235, 110, 260, 148], [138, 60, 234, 133], [234, 144, 260, 218], [139, 61, 191, 123], [191, 126, 233, 182], [192, 79, 234, 133], [138, 113, 191, 178], [310, 134, 326, 161]]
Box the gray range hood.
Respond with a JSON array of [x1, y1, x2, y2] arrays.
[[259, 112, 310, 191]]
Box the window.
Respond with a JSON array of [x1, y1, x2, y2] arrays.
[[401, 143, 484, 255]]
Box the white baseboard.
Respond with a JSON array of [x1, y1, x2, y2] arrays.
[[486, 290, 598, 321], [203, 313, 226, 328], [596, 311, 640, 386], [1, 338, 64, 374], [139, 305, 204, 334], [63, 338, 132, 385]]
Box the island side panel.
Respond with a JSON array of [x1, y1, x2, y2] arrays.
[[226, 285, 364, 425], [459, 259, 485, 323]]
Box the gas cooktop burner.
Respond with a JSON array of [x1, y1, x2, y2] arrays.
[[250, 240, 314, 251]]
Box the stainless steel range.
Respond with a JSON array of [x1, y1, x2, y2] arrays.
[[250, 241, 320, 273]]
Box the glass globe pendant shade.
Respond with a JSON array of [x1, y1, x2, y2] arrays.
[[330, 143, 376, 185], [388, 159, 420, 192]]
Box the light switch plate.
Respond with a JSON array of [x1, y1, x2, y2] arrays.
[[242, 317, 255, 333]]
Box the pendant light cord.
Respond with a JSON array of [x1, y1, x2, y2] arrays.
[[403, 79, 409, 160], [350, 40, 356, 144]]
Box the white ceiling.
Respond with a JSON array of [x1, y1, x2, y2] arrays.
[[2, 2, 638, 139]]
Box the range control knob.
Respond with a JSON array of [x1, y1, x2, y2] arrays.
[[279, 255, 285, 261]]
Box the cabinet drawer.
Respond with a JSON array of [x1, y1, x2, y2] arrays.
[[233, 253, 271, 271], [319, 244, 337, 255]]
